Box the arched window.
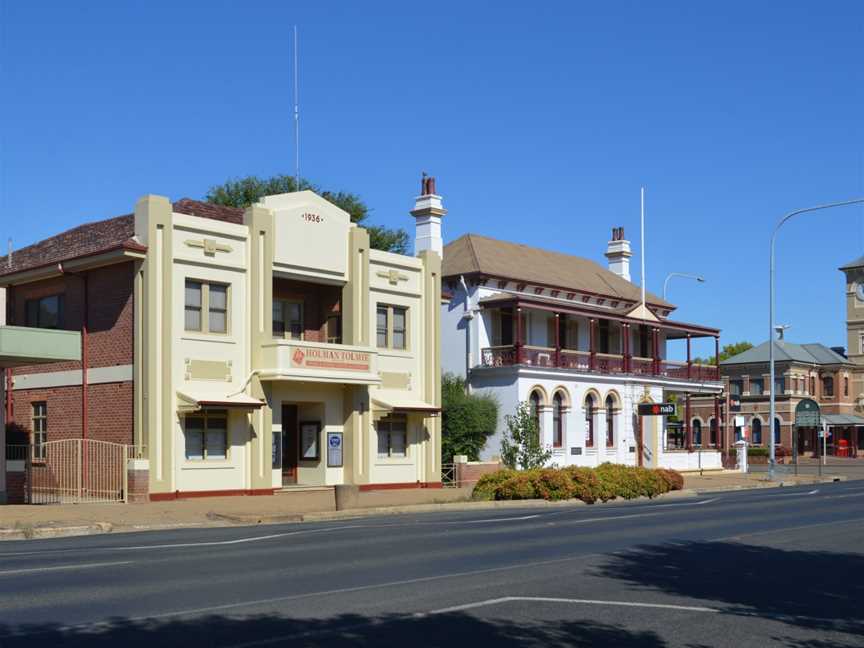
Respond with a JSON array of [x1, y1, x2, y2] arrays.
[[774, 418, 781, 445], [552, 392, 565, 448], [709, 418, 718, 447], [529, 390, 543, 442], [605, 395, 615, 447], [692, 420, 703, 447], [585, 393, 596, 448], [751, 418, 763, 445], [823, 376, 834, 398], [844, 376, 849, 397]]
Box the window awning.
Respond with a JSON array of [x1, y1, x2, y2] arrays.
[[371, 397, 441, 415], [177, 390, 265, 414], [821, 414, 864, 427]]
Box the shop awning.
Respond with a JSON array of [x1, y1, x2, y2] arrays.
[[371, 397, 441, 415], [821, 414, 864, 427], [177, 390, 266, 413]]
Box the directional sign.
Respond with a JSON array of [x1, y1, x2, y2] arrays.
[[638, 403, 676, 417]]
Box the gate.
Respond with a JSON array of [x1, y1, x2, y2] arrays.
[[27, 439, 128, 504]]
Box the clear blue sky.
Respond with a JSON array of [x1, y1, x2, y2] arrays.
[[1, 1, 862, 358]]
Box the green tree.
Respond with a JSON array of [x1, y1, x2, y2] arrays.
[[441, 374, 499, 463], [694, 341, 754, 365], [205, 174, 410, 254], [500, 401, 552, 470]]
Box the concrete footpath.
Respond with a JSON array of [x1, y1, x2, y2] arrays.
[[0, 471, 847, 541]]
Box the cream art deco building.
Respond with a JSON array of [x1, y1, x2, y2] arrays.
[[1, 187, 442, 501]]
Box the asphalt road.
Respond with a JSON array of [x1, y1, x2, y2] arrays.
[[1, 481, 863, 647]]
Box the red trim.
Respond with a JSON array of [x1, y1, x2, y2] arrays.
[[149, 488, 276, 501], [358, 482, 444, 491]]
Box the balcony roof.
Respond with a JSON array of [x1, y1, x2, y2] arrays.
[[0, 326, 81, 367], [479, 292, 719, 338]]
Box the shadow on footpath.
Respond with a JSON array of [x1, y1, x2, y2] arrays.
[[0, 614, 665, 648], [593, 540, 864, 642]]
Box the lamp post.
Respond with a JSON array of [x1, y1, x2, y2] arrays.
[[769, 198, 864, 480], [663, 272, 705, 301]]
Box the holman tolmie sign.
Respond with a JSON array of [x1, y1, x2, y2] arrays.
[[290, 346, 371, 372]]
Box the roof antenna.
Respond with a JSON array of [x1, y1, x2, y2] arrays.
[[640, 187, 646, 309], [774, 324, 791, 341], [293, 24, 300, 193]]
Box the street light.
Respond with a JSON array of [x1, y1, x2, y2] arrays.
[[663, 272, 705, 301], [769, 197, 864, 480]]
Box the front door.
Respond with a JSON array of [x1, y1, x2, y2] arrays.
[[282, 404, 299, 485]]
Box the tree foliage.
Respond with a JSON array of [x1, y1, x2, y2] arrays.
[[441, 374, 499, 463], [500, 401, 552, 470], [694, 341, 754, 365], [205, 174, 410, 254]]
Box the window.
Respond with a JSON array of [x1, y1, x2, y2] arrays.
[[774, 376, 784, 395], [692, 420, 702, 447], [273, 300, 303, 339], [552, 392, 565, 448], [666, 424, 685, 450], [598, 319, 610, 354], [709, 418, 718, 447], [326, 314, 342, 345], [822, 376, 834, 398], [585, 393, 596, 448], [376, 304, 409, 350], [729, 380, 743, 396], [529, 390, 543, 442], [638, 325, 651, 358], [774, 418, 781, 445], [25, 295, 64, 329], [559, 316, 579, 350], [185, 280, 230, 334], [32, 402, 47, 459], [844, 376, 849, 397], [377, 415, 407, 458], [184, 410, 228, 460], [750, 379, 764, 396], [751, 418, 763, 445], [810, 376, 816, 395], [605, 395, 615, 447]]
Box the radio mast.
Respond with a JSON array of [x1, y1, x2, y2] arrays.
[[293, 25, 300, 192]]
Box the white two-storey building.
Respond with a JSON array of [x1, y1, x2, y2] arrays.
[[438, 222, 725, 471]]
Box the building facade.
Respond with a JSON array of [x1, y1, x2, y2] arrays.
[[440, 225, 725, 471], [1, 189, 442, 500]]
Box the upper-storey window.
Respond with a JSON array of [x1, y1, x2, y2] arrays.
[[273, 299, 303, 340], [638, 325, 652, 358], [729, 380, 743, 396], [822, 375, 834, 398], [376, 304, 408, 350], [185, 280, 230, 334], [25, 295, 64, 329], [750, 378, 764, 396]]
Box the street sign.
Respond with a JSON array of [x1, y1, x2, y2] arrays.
[[638, 403, 676, 416], [327, 432, 343, 467], [729, 395, 742, 412], [794, 398, 821, 428]]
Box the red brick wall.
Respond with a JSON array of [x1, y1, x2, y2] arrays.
[[127, 468, 149, 503], [5, 469, 25, 504], [273, 278, 341, 343], [455, 461, 502, 487], [5, 262, 135, 445]]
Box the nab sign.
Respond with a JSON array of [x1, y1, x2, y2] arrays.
[[638, 403, 676, 417]]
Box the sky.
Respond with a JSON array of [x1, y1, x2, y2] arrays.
[[1, 0, 862, 359]]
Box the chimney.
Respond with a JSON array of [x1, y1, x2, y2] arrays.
[[411, 172, 446, 256], [605, 226, 632, 281]]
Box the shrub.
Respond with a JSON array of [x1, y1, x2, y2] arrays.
[[530, 469, 575, 501], [472, 469, 517, 501], [748, 447, 769, 457], [495, 474, 537, 500], [656, 468, 685, 491], [562, 466, 603, 504], [594, 463, 671, 500]]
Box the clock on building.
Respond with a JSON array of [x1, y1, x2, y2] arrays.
[[856, 283, 864, 302]]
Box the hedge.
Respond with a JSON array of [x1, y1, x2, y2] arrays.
[[472, 464, 684, 503]]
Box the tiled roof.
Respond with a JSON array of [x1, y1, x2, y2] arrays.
[[0, 199, 245, 278], [442, 233, 672, 308], [721, 340, 850, 366]]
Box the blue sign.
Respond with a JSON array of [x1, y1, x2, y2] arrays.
[[327, 432, 343, 467]]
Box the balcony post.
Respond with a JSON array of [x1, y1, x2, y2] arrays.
[[686, 334, 692, 380], [714, 336, 720, 380], [589, 318, 596, 371], [515, 305, 523, 364], [554, 313, 561, 368], [713, 395, 720, 448], [623, 323, 630, 373], [652, 328, 659, 375]]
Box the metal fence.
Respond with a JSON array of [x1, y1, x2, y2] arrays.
[[24, 439, 128, 504], [441, 463, 457, 488]]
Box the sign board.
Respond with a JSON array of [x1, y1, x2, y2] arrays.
[[300, 421, 321, 461], [794, 398, 821, 428], [291, 345, 371, 372], [734, 415, 746, 427], [571, 447, 582, 456], [729, 395, 742, 412], [637, 403, 676, 417], [327, 432, 343, 467]]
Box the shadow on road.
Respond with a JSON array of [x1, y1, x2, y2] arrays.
[[594, 540, 864, 642], [0, 614, 666, 647]]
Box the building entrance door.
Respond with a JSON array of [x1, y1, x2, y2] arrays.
[[282, 404, 299, 485]]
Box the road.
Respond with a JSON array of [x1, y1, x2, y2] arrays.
[[1, 481, 862, 647]]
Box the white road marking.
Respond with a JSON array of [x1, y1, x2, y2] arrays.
[[0, 560, 133, 577], [421, 595, 719, 616]]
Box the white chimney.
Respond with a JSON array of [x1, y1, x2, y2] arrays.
[[605, 226, 632, 281], [411, 173, 446, 257]]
